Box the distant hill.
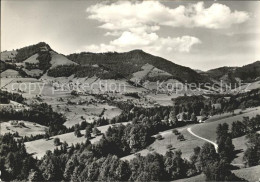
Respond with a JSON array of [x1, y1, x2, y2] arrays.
[[0, 42, 77, 77], [67, 50, 210, 83], [205, 67, 237, 79], [204, 61, 260, 84], [4, 42, 259, 85], [203, 66, 238, 86], [234, 61, 260, 82]]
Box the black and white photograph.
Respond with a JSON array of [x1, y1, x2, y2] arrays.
[[1, 0, 260, 181]]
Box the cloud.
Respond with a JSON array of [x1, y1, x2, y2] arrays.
[[86, 1, 249, 30], [85, 31, 201, 53], [84, 1, 248, 55]]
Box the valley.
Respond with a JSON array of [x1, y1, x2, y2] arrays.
[[1, 42, 260, 182]]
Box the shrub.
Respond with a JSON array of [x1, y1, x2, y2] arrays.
[[54, 138, 61, 146], [156, 134, 163, 140], [172, 129, 179, 135], [93, 127, 101, 136], [177, 134, 185, 141], [167, 144, 173, 149]]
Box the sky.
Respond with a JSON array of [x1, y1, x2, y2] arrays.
[[1, 0, 260, 71]]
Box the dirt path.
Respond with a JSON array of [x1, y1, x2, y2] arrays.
[[187, 127, 245, 167], [187, 127, 218, 151]]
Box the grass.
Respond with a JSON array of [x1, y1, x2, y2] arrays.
[[191, 106, 260, 142], [233, 165, 260, 182], [172, 165, 260, 182], [0, 120, 47, 137], [1, 69, 21, 78], [123, 106, 260, 166], [25, 122, 130, 159], [232, 135, 248, 166], [121, 124, 205, 161], [49, 51, 77, 69], [130, 63, 154, 82]]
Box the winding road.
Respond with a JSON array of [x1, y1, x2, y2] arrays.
[[187, 127, 218, 151]]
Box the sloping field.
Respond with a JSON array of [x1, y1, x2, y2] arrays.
[[49, 51, 77, 69], [232, 135, 248, 166], [233, 165, 260, 181], [25, 122, 130, 159], [23, 54, 39, 64], [130, 63, 154, 82], [231, 80, 260, 93], [147, 67, 171, 77], [173, 165, 260, 182], [191, 106, 260, 142], [0, 120, 47, 137], [103, 107, 122, 119], [0, 50, 17, 61], [1, 69, 20, 78], [122, 107, 260, 164], [22, 68, 43, 77], [121, 124, 205, 161]]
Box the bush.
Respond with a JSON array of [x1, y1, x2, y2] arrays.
[[177, 134, 185, 141], [74, 129, 82, 138], [93, 127, 101, 136], [167, 144, 173, 149], [172, 129, 179, 135], [156, 134, 163, 140], [54, 138, 61, 146], [19, 122, 26, 127]]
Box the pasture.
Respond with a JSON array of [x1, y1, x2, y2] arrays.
[[25, 122, 130, 159], [0, 120, 47, 137]]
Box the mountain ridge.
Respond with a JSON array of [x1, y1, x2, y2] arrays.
[[1, 42, 259, 84]]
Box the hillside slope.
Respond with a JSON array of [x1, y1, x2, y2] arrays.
[[204, 61, 260, 84], [67, 50, 210, 83]]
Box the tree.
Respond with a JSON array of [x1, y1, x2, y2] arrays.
[[74, 128, 81, 137], [218, 136, 235, 162], [190, 113, 197, 122], [216, 123, 229, 142], [167, 144, 173, 150], [243, 133, 260, 167], [164, 150, 188, 180], [172, 129, 179, 135], [203, 160, 238, 181], [85, 126, 92, 138], [200, 108, 206, 116], [169, 108, 178, 125], [53, 138, 61, 146], [93, 127, 101, 136], [156, 134, 163, 140], [28, 169, 44, 182], [199, 143, 219, 172], [189, 146, 201, 174], [216, 123, 235, 162], [177, 134, 185, 141]]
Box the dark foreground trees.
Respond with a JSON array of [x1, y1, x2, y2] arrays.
[[0, 133, 39, 181], [243, 133, 260, 167]]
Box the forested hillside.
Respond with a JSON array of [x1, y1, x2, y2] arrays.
[[67, 50, 210, 83], [205, 61, 260, 83]]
